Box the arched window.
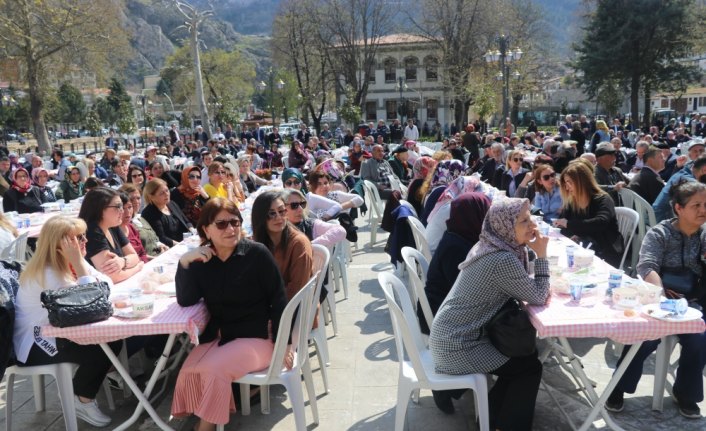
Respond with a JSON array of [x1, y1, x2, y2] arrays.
[[383, 58, 397, 82], [404, 57, 419, 81], [424, 56, 439, 81], [426, 99, 438, 120]]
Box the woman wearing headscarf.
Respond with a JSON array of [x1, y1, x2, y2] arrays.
[[407, 156, 437, 216], [55, 166, 85, 203], [419, 159, 465, 225], [281, 168, 308, 194], [429, 198, 550, 427], [31, 167, 57, 203], [3, 168, 46, 213], [170, 166, 210, 226], [424, 176, 483, 255]]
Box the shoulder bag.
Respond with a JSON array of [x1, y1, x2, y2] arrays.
[[40, 282, 113, 328], [485, 298, 537, 357]]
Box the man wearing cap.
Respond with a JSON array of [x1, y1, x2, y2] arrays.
[[657, 142, 678, 181], [627, 146, 665, 204], [594, 142, 630, 206], [360, 144, 400, 199], [403, 119, 419, 141], [388, 146, 411, 185]]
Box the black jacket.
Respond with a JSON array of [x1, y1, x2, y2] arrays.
[[141, 201, 192, 247], [628, 167, 665, 205]]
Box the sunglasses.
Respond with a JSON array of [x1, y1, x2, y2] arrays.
[[541, 173, 556, 181], [188, 174, 201, 180], [267, 208, 288, 220], [288, 201, 307, 210], [511, 158, 523, 162], [214, 171, 227, 175], [75, 233, 87, 243], [285, 179, 302, 186], [213, 219, 241, 230]]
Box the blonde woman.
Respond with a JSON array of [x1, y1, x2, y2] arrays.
[[493, 149, 528, 195], [222, 162, 247, 202], [553, 160, 624, 267], [13, 216, 119, 427]]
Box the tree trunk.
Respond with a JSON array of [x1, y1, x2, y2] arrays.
[[630, 71, 640, 133], [643, 82, 651, 131], [27, 59, 51, 156], [191, 29, 211, 136]]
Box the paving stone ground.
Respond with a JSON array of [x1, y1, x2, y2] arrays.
[[1, 224, 704, 430]]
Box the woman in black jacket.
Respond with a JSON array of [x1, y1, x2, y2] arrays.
[[141, 178, 192, 247], [3, 168, 45, 213], [493, 149, 529, 195]]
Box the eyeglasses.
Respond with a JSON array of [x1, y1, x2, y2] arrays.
[[75, 233, 87, 243], [285, 179, 301, 187], [213, 219, 241, 230], [188, 174, 201, 180], [288, 201, 307, 210], [106, 204, 124, 211], [267, 208, 288, 220], [511, 158, 523, 162], [541, 172, 556, 181], [214, 171, 227, 176]]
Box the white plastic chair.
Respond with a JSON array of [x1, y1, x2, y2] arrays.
[[377, 272, 490, 431], [401, 247, 433, 341], [619, 188, 656, 274], [330, 240, 349, 299], [310, 245, 331, 393], [4, 363, 79, 431], [218, 276, 319, 430], [406, 217, 432, 262], [614, 207, 639, 271], [398, 199, 418, 218], [0, 232, 28, 262], [652, 335, 679, 412], [363, 180, 384, 248]]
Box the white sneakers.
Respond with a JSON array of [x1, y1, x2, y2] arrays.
[[74, 395, 111, 427]]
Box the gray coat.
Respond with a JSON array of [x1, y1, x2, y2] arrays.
[[429, 251, 550, 375]]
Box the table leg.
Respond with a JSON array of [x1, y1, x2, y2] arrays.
[[100, 334, 177, 431], [558, 337, 641, 431]]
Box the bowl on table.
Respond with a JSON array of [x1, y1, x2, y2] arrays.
[[574, 249, 595, 268]]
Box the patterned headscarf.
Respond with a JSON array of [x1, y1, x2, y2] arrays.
[[431, 159, 465, 188], [315, 158, 345, 181], [11, 167, 32, 194], [412, 156, 437, 180], [427, 176, 482, 221], [459, 198, 530, 271], [281, 167, 308, 193], [178, 166, 202, 200]]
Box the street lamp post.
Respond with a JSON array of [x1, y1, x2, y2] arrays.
[[257, 69, 285, 126], [141, 95, 147, 146], [396, 76, 406, 123], [484, 35, 522, 129], [163, 93, 176, 123]]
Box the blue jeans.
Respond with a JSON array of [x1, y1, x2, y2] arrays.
[[614, 320, 706, 403]]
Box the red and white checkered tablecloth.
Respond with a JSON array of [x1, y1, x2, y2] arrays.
[[42, 235, 210, 345], [527, 234, 706, 344]]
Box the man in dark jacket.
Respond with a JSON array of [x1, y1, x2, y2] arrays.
[[594, 142, 630, 205], [627, 145, 665, 205], [388, 146, 410, 185]]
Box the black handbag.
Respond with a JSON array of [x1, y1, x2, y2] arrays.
[[40, 282, 113, 328], [485, 298, 537, 357]]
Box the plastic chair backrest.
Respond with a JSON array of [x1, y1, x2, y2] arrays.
[[378, 272, 430, 386], [363, 180, 384, 216], [401, 247, 433, 335], [262, 277, 315, 380], [0, 232, 28, 262], [398, 200, 418, 218], [406, 217, 431, 261]]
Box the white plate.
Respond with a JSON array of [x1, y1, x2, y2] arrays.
[[113, 308, 142, 319], [156, 282, 176, 295], [642, 303, 703, 322]]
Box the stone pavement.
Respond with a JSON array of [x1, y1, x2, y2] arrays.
[[1, 225, 705, 430]]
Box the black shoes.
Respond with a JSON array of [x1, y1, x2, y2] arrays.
[[605, 390, 624, 413], [432, 390, 455, 414], [673, 395, 701, 419]]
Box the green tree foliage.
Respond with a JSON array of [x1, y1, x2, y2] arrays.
[[0, 0, 129, 154], [338, 86, 362, 126], [107, 78, 131, 115], [116, 100, 137, 135], [57, 83, 86, 125], [94, 98, 117, 127], [572, 0, 702, 128], [85, 106, 102, 136]]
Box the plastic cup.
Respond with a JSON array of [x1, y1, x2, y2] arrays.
[[570, 281, 583, 302], [565, 245, 576, 268], [607, 269, 623, 297]]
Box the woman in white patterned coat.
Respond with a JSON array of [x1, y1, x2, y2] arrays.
[[429, 198, 551, 430]]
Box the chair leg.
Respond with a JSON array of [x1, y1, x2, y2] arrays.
[[652, 336, 678, 412], [55, 363, 79, 431], [239, 383, 251, 415], [32, 375, 45, 412], [301, 359, 320, 424], [5, 373, 15, 431], [283, 373, 309, 431], [395, 380, 413, 431], [335, 256, 349, 299], [260, 384, 271, 415], [324, 283, 338, 336], [473, 376, 490, 431], [102, 378, 115, 410], [312, 325, 330, 366], [312, 334, 330, 393]]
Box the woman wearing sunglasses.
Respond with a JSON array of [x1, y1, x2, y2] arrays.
[[172, 198, 289, 430], [532, 164, 563, 223], [307, 170, 363, 221], [222, 162, 247, 203], [142, 179, 193, 248], [282, 188, 345, 249], [493, 149, 529, 195], [252, 190, 313, 301], [171, 166, 210, 226], [203, 161, 235, 201], [281, 167, 308, 193], [15, 216, 120, 427], [79, 187, 144, 283]]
